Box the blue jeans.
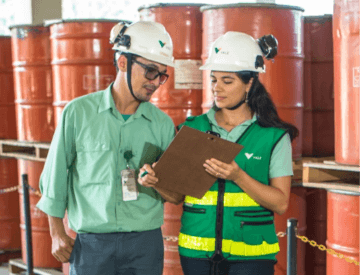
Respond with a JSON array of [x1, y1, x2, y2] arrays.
[[180, 256, 275, 275], [69, 228, 164, 275]]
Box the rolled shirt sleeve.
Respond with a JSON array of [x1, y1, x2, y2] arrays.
[[36, 104, 76, 218]]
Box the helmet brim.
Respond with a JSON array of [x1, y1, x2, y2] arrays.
[[199, 63, 265, 73]]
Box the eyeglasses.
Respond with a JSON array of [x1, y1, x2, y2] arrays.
[[132, 59, 169, 85]]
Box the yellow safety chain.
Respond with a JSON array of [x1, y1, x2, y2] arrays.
[[164, 231, 359, 266], [297, 235, 359, 266], [0, 185, 19, 194], [0, 184, 42, 197], [2, 184, 358, 267]]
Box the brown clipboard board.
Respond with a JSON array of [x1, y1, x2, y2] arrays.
[[153, 125, 244, 199]]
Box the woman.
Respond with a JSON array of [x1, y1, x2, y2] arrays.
[[177, 32, 298, 275], [138, 31, 298, 275]]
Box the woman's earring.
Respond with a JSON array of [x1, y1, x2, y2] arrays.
[[245, 92, 249, 103]]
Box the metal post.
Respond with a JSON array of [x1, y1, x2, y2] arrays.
[[287, 218, 298, 275], [21, 174, 34, 275]]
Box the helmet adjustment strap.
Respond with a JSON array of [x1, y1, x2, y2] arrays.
[[226, 75, 258, 111], [126, 53, 142, 102]]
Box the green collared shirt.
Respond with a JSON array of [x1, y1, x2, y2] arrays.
[[36, 84, 175, 233], [206, 108, 293, 178]]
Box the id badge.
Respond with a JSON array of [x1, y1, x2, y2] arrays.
[[121, 169, 138, 201]]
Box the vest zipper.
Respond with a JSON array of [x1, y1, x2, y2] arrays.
[[240, 220, 274, 228], [183, 205, 206, 214], [214, 179, 225, 259], [234, 212, 273, 218]]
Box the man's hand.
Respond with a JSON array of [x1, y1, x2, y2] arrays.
[[51, 232, 75, 263], [138, 162, 158, 187]]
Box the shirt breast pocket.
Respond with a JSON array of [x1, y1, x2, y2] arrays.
[[76, 140, 112, 184]]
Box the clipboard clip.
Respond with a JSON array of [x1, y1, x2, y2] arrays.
[[206, 130, 220, 138]]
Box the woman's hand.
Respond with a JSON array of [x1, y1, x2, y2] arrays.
[[138, 162, 158, 187], [203, 159, 242, 182]]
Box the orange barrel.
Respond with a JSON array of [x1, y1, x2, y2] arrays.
[[0, 158, 20, 250], [303, 16, 334, 157], [326, 190, 359, 275], [333, 0, 360, 166], [9, 25, 54, 142], [0, 36, 17, 139], [274, 187, 306, 275], [48, 19, 119, 124], [0, 36, 21, 251], [62, 212, 77, 275], [201, 3, 304, 160], [138, 4, 204, 127], [18, 160, 61, 268], [305, 189, 327, 275], [161, 203, 183, 275]]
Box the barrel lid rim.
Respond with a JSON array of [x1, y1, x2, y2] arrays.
[[200, 3, 305, 12], [138, 2, 208, 11], [0, 35, 11, 38], [304, 14, 333, 21], [44, 18, 130, 27], [328, 189, 360, 196], [8, 23, 47, 30]]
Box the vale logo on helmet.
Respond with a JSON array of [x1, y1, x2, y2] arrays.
[[159, 40, 166, 48], [215, 47, 229, 55]]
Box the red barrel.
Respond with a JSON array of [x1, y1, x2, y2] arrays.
[[0, 36, 20, 251], [334, 0, 360, 165], [201, 4, 304, 160], [10, 25, 54, 142], [274, 187, 307, 275], [326, 190, 359, 275], [303, 16, 334, 157], [138, 4, 204, 127], [305, 189, 327, 275], [18, 160, 61, 268], [49, 19, 118, 123]]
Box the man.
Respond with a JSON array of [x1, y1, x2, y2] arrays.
[[36, 21, 180, 275]]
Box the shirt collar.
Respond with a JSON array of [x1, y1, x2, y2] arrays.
[[98, 83, 152, 122], [98, 83, 114, 114], [206, 107, 257, 127]]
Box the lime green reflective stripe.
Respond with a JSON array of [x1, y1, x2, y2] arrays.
[[178, 233, 215, 252], [179, 233, 279, 256], [222, 239, 279, 256], [184, 191, 217, 205], [184, 192, 260, 207]]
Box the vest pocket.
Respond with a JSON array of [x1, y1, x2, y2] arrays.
[[242, 221, 278, 246], [183, 205, 206, 214]]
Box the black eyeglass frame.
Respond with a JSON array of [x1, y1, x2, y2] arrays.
[[132, 59, 169, 85]]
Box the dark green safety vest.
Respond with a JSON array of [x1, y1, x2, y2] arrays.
[[178, 114, 287, 261]]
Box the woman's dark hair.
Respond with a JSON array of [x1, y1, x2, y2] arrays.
[[236, 71, 299, 141]]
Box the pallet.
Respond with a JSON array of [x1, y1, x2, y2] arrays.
[[0, 139, 50, 162], [9, 259, 63, 275], [0, 250, 22, 265], [292, 156, 335, 183], [300, 159, 359, 192]]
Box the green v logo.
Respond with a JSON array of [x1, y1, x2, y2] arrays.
[[159, 40, 166, 48]]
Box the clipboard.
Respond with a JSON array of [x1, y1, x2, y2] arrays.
[[153, 125, 244, 199]]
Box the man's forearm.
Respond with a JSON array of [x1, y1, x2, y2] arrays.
[[48, 215, 66, 237]]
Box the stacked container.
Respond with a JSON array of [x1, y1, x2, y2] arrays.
[[10, 24, 58, 268], [0, 36, 21, 254]]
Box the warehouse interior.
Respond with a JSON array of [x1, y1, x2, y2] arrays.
[[0, 0, 359, 274]]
